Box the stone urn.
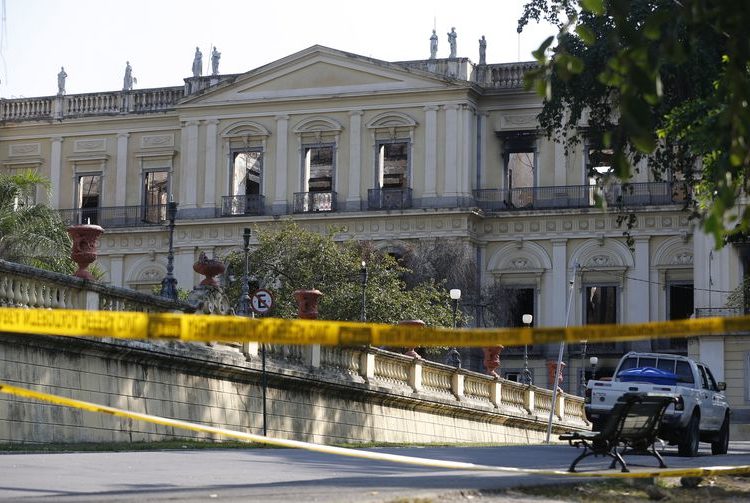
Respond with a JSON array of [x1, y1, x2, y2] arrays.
[[482, 346, 504, 378], [67, 224, 104, 280], [398, 319, 425, 359], [193, 252, 225, 287], [293, 289, 323, 319]]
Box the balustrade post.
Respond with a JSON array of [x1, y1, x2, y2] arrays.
[[408, 359, 423, 392], [489, 380, 501, 408], [241, 342, 259, 359], [360, 350, 376, 381], [451, 372, 464, 399], [525, 388, 535, 414], [53, 95, 64, 120], [556, 393, 565, 420]]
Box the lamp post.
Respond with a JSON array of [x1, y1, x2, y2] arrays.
[[360, 260, 368, 322], [590, 356, 599, 381], [236, 228, 252, 316], [159, 200, 178, 300], [522, 313, 533, 385], [446, 288, 462, 368]]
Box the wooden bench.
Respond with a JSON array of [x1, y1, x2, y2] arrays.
[[560, 392, 676, 473]]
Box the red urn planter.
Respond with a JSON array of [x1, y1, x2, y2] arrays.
[[398, 319, 425, 358], [482, 346, 504, 378], [293, 289, 323, 319], [193, 252, 225, 287], [547, 360, 566, 389], [67, 224, 104, 280]]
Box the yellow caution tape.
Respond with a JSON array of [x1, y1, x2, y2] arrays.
[[0, 307, 749, 347], [0, 380, 748, 478]]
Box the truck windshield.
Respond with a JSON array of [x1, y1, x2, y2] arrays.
[[675, 361, 694, 384]]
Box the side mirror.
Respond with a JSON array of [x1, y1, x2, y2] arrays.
[[718, 382, 726, 391]]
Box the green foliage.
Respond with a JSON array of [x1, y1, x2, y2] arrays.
[[0, 170, 74, 273], [520, 0, 750, 247], [225, 221, 457, 327]]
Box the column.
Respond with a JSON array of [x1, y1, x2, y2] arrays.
[[628, 236, 651, 351], [423, 105, 438, 202], [203, 119, 218, 209], [346, 110, 363, 210], [444, 104, 459, 198], [475, 112, 487, 190], [273, 115, 289, 214], [458, 105, 474, 201], [115, 133, 129, 207], [50, 137, 63, 208], [181, 121, 199, 211]]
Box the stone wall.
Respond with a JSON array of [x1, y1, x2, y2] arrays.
[[0, 334, 587, 446]]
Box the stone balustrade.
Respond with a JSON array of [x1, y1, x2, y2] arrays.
[[0, 259, 191, 313], [1, 87, 184, 122]]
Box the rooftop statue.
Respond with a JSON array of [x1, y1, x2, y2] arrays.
[[122, 61, 134, 91], [429, 30, 438, 60], [57, 67, 67, 96], [479, 35, 487, 65], [447, 27, 457, 58], [192, 47, 203, 77], [211, 47, 221, 76]]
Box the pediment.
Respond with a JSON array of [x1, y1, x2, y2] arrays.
[[181, 46, 463, 105]]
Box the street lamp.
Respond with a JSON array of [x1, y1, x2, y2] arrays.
[[359, 261, 368, 322], [589, 356, 599, 381], [236, 228, 252, 316], [446, 288, 462, 368], [522, 313, 533, 385], [159, 200, 178, 301]]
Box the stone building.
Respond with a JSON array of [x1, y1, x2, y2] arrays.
[[0, 45, 742, 397]]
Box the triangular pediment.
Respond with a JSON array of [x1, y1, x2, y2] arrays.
[[181, 46, 464, 105]]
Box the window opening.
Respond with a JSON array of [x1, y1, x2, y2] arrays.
[[378, 142, 408, 189], [232, 150, 262, 196], [304, 145, 334, 192], [77, 174, 100, 225], [143, 171, 169, 223]]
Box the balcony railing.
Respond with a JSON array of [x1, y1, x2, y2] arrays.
[[474, 182, 688, 212], [59, 205, 167, 228], [293, 191, 337, 213], [221, 195, 265, 216], [367, 188, 413, 210], [694, 307, 743, 318]]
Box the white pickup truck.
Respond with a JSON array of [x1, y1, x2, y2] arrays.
[[585, 352, 730, 456]]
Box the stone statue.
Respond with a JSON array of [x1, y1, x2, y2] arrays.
[[211, 47, 221, 76], [57, 67, 67, 96], [479, 35, 487, 65], [192, 47, 203, 77], [448, 27, 457, 58], [122, 61, 134, 91], [429, 30, 438, 59]]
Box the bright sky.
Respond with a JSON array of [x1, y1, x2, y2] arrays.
[[0, 0, 555, 98]]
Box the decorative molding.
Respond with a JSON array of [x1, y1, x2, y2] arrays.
[[141, 134, 175, 149], [74, 138, 106, 153], [500, 114, 537, 129], [220, 121, 270, 138], [9, 143, 41, 157]]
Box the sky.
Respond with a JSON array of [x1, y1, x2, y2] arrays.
[[0, 0, 556, 98]]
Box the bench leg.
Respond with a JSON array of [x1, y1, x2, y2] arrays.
[[608, 448, 629, 473], [650, 444, 667, 469]]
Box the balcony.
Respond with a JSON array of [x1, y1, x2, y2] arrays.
[[694, 307, 743, 318], [59, 205, 167, 228], [221, 195, 265, 217], [474, 182, 687, 212], [367, 188, 413, 210], [293, 191, 337, 213]]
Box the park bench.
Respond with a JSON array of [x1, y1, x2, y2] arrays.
[[560, 392, 676, 473]]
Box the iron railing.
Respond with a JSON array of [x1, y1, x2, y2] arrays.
[[59, 205, 167, 228], [221, 195, 265, 216], [293, 191, 337, 213], [367, 188, 413, 210], [474, 182, 688, 212], [694, 307, 743, 318]]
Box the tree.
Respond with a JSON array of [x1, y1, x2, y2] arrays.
[[0, 171, 74, 273], [519, 0, 750, 246], [225, 221, 458, 327]]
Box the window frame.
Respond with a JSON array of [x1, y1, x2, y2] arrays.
[[583, 283, 619, 325], [375, 139, 411, 190], [230, 148, 264, 197], [301, 143, 336, 193]]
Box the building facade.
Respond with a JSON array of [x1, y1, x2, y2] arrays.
[[0, 45, 742, 394]]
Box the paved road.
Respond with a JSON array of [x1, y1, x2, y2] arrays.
[[2, 442, 749, 502]]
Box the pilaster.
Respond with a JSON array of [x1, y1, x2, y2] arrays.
[[203, 119, 219, 209], [50, 136, 63, 208], [115, 133, 129, 207], [181, 121, 200, 210], [423, 105, 438, 201], [444, 104, 459, 198], [273, 115, 290, 214], [346, 110, 363, 210]]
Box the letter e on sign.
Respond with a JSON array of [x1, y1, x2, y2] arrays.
[[251, 289, 274, 315]]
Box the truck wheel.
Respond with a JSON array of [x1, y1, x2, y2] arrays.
[[678, 413, 700, 457], [711, 415, 730, 455]]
